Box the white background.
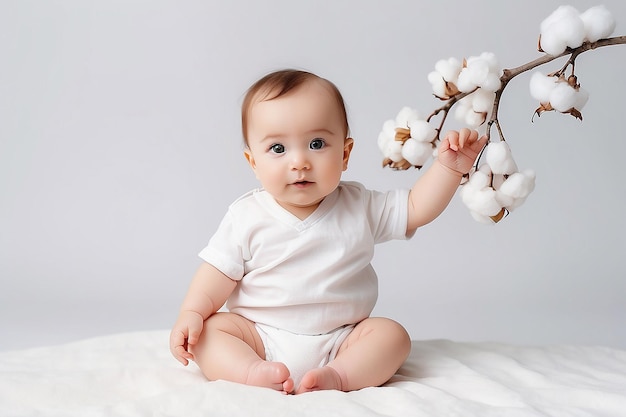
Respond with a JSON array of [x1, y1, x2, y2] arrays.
[[1, 0, 624, 351]]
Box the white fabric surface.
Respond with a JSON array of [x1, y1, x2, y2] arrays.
[[1, 330, 626, 417]]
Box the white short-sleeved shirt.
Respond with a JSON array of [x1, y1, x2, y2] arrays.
[[199, 181, 410, 335]]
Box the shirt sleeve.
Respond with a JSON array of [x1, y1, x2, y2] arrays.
[[362, 186, 411, 244], [198, 211, 245, 280]]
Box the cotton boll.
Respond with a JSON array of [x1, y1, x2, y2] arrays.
[[456, 68, 478, 93], [457, 54, 502, 92], [377, 130, 390, 154], [486, 142, 518, 175], [428, 71, 448, 98], [478, 52, 500, 73], [455, 95, 485, 126], [539, 31, 569, 55], [377, 119, 396, 153], [477, 163, 493, 176], [384, 140, 404, 163], [495, 188, 515, 209], [530, 72, 557, 102], [434, 57, 462, 82], [581, 5, 616, 42], [461, 185, 502, 217], [470, 89, 496, 113], [467, 169, 491, 190], [454, 99, 472, 123], [575, 87, 589, 110], [499, 170, 536, 200], [507, 196, 528, 211], [481, 73, 502, 92], [408, 119, 437, 143], [465, 110, 487, 127], [466, 56, 490, 84], [401, 139, 433, 166], [499, 169, 537, 211], [395, 107, 421, 128], [540, 5, 586, 51], [549, 82, 578, 112]]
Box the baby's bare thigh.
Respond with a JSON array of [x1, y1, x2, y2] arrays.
[[337, 317, 408, 353], [198, 312, 266, 358]]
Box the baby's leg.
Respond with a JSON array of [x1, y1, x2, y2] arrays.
[[296, 317, 411, 393], [190, 312, 294, 393]]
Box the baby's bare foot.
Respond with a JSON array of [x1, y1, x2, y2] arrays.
[[246, 361, 294, 393], [296, 366, 343, 394]]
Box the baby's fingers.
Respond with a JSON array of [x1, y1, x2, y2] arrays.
[[457, 128, 479, 148], [443, 130, 460, 151], [173, 345, 193, 366], [468, 134, 488, 153], [187, 327, 201, 346]]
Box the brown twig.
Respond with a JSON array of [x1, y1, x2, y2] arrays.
[[488, 36, 626, 138]]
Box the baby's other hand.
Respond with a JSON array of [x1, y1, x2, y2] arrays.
[[169, 310, 204, 366], [438, 128, 487, 176]]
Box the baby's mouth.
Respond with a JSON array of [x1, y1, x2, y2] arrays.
[[292, 180, 312, 188]]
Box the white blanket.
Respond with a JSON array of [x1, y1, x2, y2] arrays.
[[1, 330, 625, 417]]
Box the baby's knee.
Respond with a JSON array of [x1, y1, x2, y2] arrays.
[[373, 318, 411, 354]]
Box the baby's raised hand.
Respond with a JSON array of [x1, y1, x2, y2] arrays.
[[437, 128, 487, 176]]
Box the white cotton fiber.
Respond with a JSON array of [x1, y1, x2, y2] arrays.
[[454, 98, 472, 123], [470, 89, 496, 113], [456, 53, 502, 93], [456, 68, 477, 93], [540, 5, 586, 54], [384, 140, 404, 163], [481, 73, 502, 93], [467, 168, 491, 190], [575, 87, 589, 110], [395, 107, 421, 128], [461, 186, 502, 217], [377, 119, 396, 153], [530, 72, 557, 103], [581, 5, 616, 42], [434, 57, 462, 82], [428, 71, 448, 98], [402, 139, 432, 166], [495, 188, 515, 209], [465, 110, 487, 127], [408, 119, 437, 143], [549, 82, 578, 112], [457, 60, 488, 92], [485, 142, 518, 175], [478, 52, 501, 73], [497, 170, 536, 211], [539, 32, 569, 56]]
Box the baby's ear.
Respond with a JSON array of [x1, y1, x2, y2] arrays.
[[343, 138, 354, 170], [243, 149, 260, 179], [243, 148, 256, 170]]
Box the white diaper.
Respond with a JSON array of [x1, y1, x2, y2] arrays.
[[255, 323, 355, 388]]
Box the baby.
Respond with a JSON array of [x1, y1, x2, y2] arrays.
[[170, 69, 486, 394]]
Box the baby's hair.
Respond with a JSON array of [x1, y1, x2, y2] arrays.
[[241, 69, 350, 146]]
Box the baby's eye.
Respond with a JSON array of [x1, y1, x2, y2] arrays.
[[309, 138, 326, 150], [269, 143, 285, 154]]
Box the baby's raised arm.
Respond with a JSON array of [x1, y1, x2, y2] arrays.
[[406, 128, 487, 234], [169, 262, 237, 365]]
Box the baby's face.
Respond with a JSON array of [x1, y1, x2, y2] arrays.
[[244, 80, 353, 220]]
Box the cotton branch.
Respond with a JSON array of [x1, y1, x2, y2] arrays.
[[378, 6, 625, 223], [487, 35, 626, 141]]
